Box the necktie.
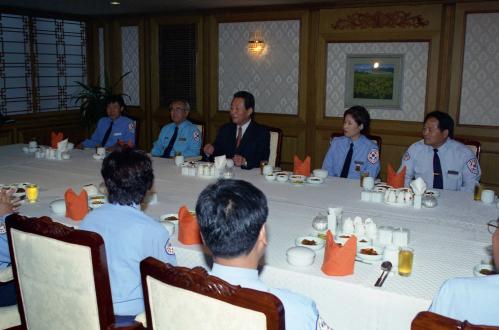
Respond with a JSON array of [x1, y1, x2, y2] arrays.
[[340, 143, 354, 178], [100, 121, 113, 147], [162, 126, 178, 158], [433, 148, 443, 189], [236, 126, 242, 148]]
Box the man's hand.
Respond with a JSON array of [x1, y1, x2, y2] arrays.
[[0, 188, 20, 217], [233, 155, 246, 167], [203, 144, 214, 156]]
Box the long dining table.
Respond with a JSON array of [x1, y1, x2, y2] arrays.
[[1, 144, 498, 330]]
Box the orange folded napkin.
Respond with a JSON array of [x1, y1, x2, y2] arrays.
[[178, 205, 202, 245], [51, 132, 64, 149], [321, 230, 356, 276], [387, 164, 406, 188], [64, 188, 88, 221], [293, 156, 311, 176]]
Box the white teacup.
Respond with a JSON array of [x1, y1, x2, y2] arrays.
[[312, 169, 328, 179], [175, 155, 184, 166], [29, 141, 38, 149], [481, 190, 495, 204], [342, 217, 354, 234], [362, 176, 375, 191], [96, 147, 106, 156]]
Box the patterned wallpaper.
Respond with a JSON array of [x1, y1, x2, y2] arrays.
[[325, 42, 429, 122], [121, 26, 140, 106], [218, 20, 300, 115], [459, 13, 499, 127]]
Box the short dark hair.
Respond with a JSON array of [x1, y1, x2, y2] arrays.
[[195, 179, 268, 258], [106, 95, 126, 109], [169, 99, 191, 112], [101, 147, 153, 206], [233, 91, 255, 111], [343, 106, 371, 134], [424, 111, 454, 138]]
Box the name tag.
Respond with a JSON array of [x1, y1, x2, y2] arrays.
[[448, 170, 459, 175], [113, 132, 122, 136], [178, 138, 186, 142]]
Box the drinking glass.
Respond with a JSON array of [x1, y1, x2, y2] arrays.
[[398, 247, 414, 276], [26, 184, 39, 203], [360, 171, 369, 187], [474, 183, 483, 201]]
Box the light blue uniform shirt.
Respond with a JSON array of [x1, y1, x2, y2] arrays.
[[79, 203, 176, 316], [322, 135, 380, 179], [211, 263, 322, 330], [151, 120, 201, 158], [0, 215, 10, 270], [429, 275, 499, 325], [82, 116, 136, 148], [401, 139, 480, 192]]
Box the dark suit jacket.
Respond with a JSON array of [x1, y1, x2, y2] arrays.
[[212, 121, 270, 170]]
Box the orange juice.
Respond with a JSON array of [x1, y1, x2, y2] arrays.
[[26, 184, 39, 203]]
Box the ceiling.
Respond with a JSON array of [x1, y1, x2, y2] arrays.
[[0, 0, 428, 16]]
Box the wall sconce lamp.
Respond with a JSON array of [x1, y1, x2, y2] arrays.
[[247, 31, 265, 56]]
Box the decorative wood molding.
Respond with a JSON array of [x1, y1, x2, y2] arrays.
[[331, 11, 429, 30]]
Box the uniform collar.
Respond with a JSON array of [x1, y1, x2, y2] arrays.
[[176, 120, 190, 129], [211, 263, 259, 281]]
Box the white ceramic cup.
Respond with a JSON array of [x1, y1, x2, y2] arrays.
[[481, 190, 495, 204], [263, 164, 274, 175], [175, 155, 184, 166], [362, 176, 375, 191], [29, 141, 38, 149], [96, 147, 106, 156]]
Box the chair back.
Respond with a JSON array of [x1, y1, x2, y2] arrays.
[[411, 311, 499, 330], [140, 257, 284, 330], [330, 132, 382, 155], [268, 126, 283, 167], [6, 214, 115, 330], [454, 138, 481, 161]]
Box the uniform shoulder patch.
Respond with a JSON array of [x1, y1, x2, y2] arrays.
[[367, 149, 379, 164], [316, 316, 333, 330], [165, 242, 175, 255], [193, 130, 200, 142], [128, 121, 136, 134], [403, 152, 411, 161], [467, 158, 478, 174]]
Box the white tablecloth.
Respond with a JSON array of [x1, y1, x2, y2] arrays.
[[1, 145, 498, 330]]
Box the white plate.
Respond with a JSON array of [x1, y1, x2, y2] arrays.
[[295, 236, 325, 250], [473, 263, 497, 277], [357, 245, 384, 262], [50, 199, 66, 215]]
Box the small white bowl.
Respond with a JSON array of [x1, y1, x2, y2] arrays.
[[276, 174, 288, 183], [290, 175, 306, 184], [295, 236, 325, 250], [286, 246, 316, 266], [312, 169, 328, 179], [358, 245, 384, 262], [473, 263, 497, 277], [264, 173, 276, 181], [50, 199, 66, 215], [306, 176, 324, 184]]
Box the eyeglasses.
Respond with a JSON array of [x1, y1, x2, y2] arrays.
[[487, 219, 499, 234]]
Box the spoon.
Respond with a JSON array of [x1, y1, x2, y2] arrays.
[[374, 261, 392, 287]]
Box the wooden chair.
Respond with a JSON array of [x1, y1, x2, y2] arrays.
[[330, 132, 383, 155], [268, 126, 283, 168], [140, 257, 285, 330], [454, 137, 481, 161], [411, 311, 499, 330], [5, 214, 144, 330]]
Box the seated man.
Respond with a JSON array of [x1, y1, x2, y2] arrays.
[[80, 95, 136, 148], [429, 219, 499, 325], [401, 111, 480, 192], [203, 91, 270, 169], [0, 188, 20, 307], [80, 147, 176, 321], [151, 99, 201, 158], [196, 179, 332, 330]]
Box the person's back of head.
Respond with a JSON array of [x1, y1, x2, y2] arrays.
[[102, 146, 153, 206], [195, 179, 268, 258]]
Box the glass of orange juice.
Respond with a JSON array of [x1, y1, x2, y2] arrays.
[[398, 247, 414, 276], [26, 184, 39, 203]]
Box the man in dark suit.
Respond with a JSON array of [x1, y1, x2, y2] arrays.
[[203, 91, 270, 170]]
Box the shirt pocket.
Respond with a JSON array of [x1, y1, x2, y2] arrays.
[[446, 170, 461, 191]]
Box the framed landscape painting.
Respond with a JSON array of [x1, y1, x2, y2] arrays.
[[345, 55, 403, 108]]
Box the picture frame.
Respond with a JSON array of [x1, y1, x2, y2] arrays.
[[345, 54, 403, 108]]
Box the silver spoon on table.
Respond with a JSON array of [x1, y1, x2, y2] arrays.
[[374, 261, 392, 287]]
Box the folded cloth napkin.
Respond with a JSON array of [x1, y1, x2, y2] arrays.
[[178, 205, 202, 245], [293, 156, 311, 176], [57, 138, 68, 152], [387, 164, 406, 188], [214, 155, 227, 171], [321, 230, 356, 276], [51, 132, 64, 149], [64, 188, 88, 221], [410, 177, 427, 195]]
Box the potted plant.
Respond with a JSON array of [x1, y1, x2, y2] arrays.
[[73, 72, 129, 129]]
